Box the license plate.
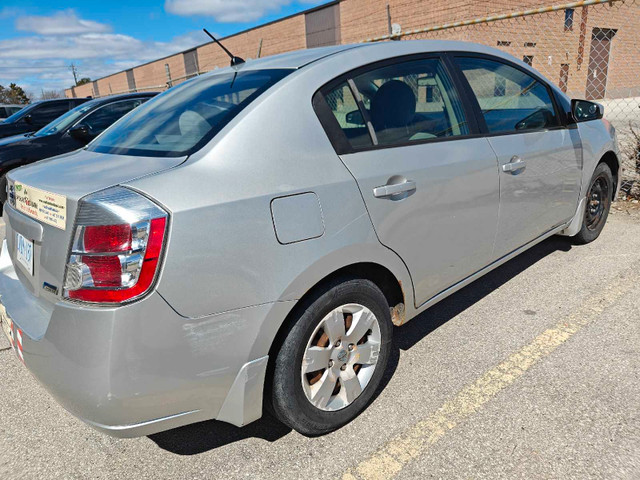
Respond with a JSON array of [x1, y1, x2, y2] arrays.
[[16, 232, 34, 276]]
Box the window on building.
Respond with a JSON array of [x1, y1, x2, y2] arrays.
[[523, 55, 534, 66], [524, 42, 537, 48], [565, 8, 574, 31], [497, 40, 511, 47]]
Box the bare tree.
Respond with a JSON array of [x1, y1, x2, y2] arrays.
[[39, 89, 65, 100]]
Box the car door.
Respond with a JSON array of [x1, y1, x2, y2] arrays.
[[452, 56, 582, 259], [315, 55, 500, 307]]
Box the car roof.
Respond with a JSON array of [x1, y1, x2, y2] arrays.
[[87, 92, 158, 105], [215, 40, 527, 75], [228, 45, 361, 71]]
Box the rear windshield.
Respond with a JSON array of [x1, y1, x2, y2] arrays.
[[88, 69, 291, 157]]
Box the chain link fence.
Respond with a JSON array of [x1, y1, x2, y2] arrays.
[[365, 0, 640, 198], [77, 0, 640, 198]]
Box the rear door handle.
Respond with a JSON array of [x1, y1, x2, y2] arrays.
[[373, 180, 416, 198], [502, 156, 527, 174]]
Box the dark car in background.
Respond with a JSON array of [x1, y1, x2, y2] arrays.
[[0, 105, 24, 120], [0, 92, 157, 208], [0, 98, 89, 139]]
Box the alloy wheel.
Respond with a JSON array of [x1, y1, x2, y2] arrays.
[[301, 303, 381, 412]]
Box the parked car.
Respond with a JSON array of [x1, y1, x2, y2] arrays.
[[0, 98, 89, 139], [0, 104, 24, 120], [0, 92, 157, 211], [0, 41, 619, 438]]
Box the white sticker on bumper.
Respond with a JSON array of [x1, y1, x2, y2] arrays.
[[14, 182, 67, 230]]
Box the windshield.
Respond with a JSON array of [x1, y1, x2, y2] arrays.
[[3, 102, 38, 124], [34, 101, 97, 137], [88, 69, 291, 157]]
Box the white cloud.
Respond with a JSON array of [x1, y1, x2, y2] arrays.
[[0, 27, 204, 93], [15, 9, 111, 35], [165, 0, 320, 23]]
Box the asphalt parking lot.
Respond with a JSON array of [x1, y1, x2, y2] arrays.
[[1, 206, 639, 480]]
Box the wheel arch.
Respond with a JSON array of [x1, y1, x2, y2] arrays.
[[260, 260, 407, 413], [598, 150, 620, 200]]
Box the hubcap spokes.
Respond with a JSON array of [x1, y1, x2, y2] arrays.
[[301, 304, 381, 411]]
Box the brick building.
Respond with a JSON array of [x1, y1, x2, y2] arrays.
[[65, 0, 640, 101]]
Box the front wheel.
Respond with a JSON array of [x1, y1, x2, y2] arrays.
[[269, 278, 393, 435], [572, 162, 613, 244]]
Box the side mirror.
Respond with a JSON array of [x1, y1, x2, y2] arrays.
[[23, 114, 33, 125], [571, 99, 604, 123], [345, 109, 364, 126], [69, 124, 91, 142], [515, 108, 553, 131]]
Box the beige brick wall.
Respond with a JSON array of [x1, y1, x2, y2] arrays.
[[66, 0, 640, 101], [134, 53, 186, 90], [196, 14, 306, 72], [95, 71, 130, 96], [71, 83, 94, 98]]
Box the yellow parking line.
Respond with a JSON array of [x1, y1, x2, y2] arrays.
[[343, 267, 638, 480]]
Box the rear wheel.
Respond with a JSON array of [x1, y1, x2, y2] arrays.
[[270, 278, 393, 435], [572, 162, 613, 244], [0, 174, 7, 215]]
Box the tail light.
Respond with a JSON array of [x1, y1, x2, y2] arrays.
[[63, 187, 168, 304]]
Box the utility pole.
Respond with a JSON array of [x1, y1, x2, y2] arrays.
[[70, 63, 79, 86]]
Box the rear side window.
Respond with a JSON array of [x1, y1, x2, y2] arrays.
[[352, 58, 469, 147], [455, 57, 559, 134], [320, 57, 469, 151], [88, 69, 291, 157], [324, 82, 373, 149]]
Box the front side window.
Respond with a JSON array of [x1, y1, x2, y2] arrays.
[[35, 101, 96, 137], [32, 102, 71, 126], [81, 99, 148, 136], [456, 57, 560, 134], [3, 102, 38, 124], [88, 69, 291, 157]]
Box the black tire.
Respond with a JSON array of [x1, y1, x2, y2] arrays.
[[572, 162, 613, 245], [270, 278, 393, 436], [0, 174, 6, 216]]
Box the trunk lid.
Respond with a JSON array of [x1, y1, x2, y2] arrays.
[[4, 148, 185, 306]]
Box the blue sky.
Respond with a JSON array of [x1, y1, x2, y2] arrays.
[[0, 0, 324, 96]]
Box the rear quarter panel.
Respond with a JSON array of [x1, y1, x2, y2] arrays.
[[125, 61, 415, 321]]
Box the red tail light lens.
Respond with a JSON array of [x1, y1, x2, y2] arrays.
[[83, 224, 132, 253], [64, 188, 168, 305]]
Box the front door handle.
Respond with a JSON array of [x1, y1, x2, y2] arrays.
[[373, 180, 416, 198], [502, 156, 527, 174]]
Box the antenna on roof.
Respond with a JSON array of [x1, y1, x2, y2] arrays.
[[203, 28, 245, 67]]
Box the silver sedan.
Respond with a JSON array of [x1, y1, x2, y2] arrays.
[[0, 40, 619, 437]]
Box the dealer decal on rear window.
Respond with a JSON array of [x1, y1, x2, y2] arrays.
[[14, 182, 67, 230]]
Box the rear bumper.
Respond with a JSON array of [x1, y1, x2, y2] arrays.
[[0, 241, 286, 437]]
